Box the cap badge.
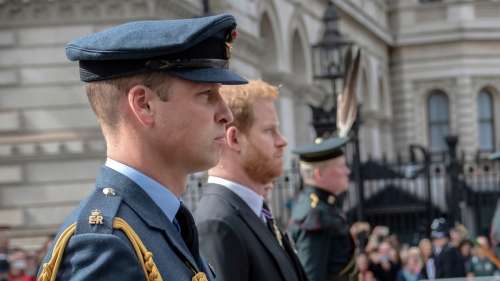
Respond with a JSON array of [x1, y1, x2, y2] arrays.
[[89, 209, 104, 225], [225, 29, 238, 59], [314, 138, 324, 144]]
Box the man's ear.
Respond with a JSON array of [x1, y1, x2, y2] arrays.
[[313, 167, 322, 183], [226, 126, 242, 152], [127, 85, 155, 127]]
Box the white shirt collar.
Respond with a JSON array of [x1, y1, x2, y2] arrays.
[[208, 176, 264, 219]]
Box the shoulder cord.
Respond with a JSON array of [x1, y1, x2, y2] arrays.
[[37, 217, 163, 281]]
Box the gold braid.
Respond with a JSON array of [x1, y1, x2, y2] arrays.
[[38, 218, 163, 281]]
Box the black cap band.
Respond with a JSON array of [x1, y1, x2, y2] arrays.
[[79, 58, 230, 82], [299, 149, 344, 163]]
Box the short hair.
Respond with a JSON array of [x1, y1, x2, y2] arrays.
[[299, 160, 330, 183], [219, 79, 278, 133], [86, 72, 173, 129]]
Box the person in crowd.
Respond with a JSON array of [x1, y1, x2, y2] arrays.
[[37, 13, 247, 281], [7, 249, 34, 281], [459, 239, 474, 273], [395, 247, 421, 281], [366, 226, 390, 253], [418, 238, 435, 280], [0, 255, 8, 281], [194, 80, 307, 281], [466, 236, 498, 277], [450, 224, 468, 248], [288, 137, 358, 281], [357, 252, 378, 281], [430, 217, 466, 278], [369, 241, 401, 281], [0, 236, 8, 256]]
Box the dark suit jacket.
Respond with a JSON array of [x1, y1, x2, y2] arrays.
[[38, 166, 215, 281], [435, 244, 466, 278], [194, 183, 308, 281]]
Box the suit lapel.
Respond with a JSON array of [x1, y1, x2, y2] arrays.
[[95, 166, 201, 272], [205, 184, 298, 281]]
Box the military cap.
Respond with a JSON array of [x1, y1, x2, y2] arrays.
[[293, 137, 349, 163], [66, 13, 247, 84], [489, 151, 500, 161]]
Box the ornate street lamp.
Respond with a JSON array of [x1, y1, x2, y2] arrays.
[[310, 2, 353, 138]]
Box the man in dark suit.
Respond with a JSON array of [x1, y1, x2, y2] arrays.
[[37, 14, 247, 281], [194, 80, 308, 281]]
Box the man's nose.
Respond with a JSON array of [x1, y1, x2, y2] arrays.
[[215, 94, 233, 125]]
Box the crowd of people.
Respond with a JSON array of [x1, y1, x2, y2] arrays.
[[2, 218, 499, 281], [0, 235, 52, 281], [353, 221, 500, 281]]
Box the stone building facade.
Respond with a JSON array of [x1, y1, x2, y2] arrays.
[[0, 0, 499, 248]]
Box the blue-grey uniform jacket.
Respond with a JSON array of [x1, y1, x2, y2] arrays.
[[38, 166, 215, 281]]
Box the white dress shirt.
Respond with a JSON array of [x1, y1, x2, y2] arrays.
[[207, 176, 266, 222]]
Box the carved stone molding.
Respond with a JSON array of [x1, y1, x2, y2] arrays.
[[261, 70, 321, 103], [471, 76, 500, 94], [0, 0, 200, 27], [0, 129, 105, 163], [412, 78, 457, 96]]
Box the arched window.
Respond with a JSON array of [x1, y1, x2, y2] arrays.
[[259, 13, 278, 70], [291, 30, 306, 78], [428, 90, 450, 152], [477, 89, 495, 151]]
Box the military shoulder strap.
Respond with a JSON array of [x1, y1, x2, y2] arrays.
[[37, 187, 164, 281]]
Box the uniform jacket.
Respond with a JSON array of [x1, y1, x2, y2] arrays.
[[434, 243, 466, 278], [38, 166, 215, 281], [289, 186, 356, 281], [194, 183, 308, 281]]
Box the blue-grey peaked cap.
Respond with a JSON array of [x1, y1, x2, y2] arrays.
[[65, 13, 247, 84]]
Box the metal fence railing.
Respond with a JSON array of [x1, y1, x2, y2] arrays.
[[181, 155, 500, 240]]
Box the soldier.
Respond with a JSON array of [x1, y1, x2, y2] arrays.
[[37, 14, 247, 281], [194, 80, 308, 281], [288, 137, 357, 281]]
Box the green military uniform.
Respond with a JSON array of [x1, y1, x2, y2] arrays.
[[288, 137, 356, 281]]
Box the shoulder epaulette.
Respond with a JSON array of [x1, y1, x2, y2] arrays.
[[76, 187, 122, 235], [37, 187, 165, 281]]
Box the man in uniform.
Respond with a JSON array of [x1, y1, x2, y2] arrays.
[[288, 137, 357, 281], [430, 217, 466, 278], [37, 14, 246, 281], [194, 80, 308, 281]]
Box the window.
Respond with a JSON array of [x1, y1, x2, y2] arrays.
[[477, 89, 495, 151], [428, 90, 450, 152]]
